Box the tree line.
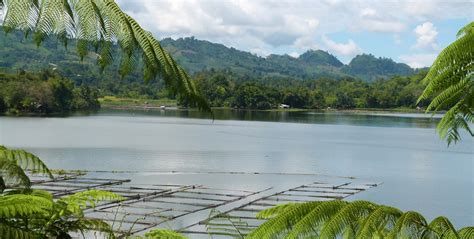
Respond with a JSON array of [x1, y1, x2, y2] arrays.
[[187, 69, 431, 110], [0, 69, 100, 114]]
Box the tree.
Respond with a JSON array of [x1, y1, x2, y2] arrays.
[[418, 22, 473, 145], [0, 0, 210, 112], [247, 200, 473, 239]]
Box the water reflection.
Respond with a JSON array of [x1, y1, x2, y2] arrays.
[[78, 108, 440, 128]]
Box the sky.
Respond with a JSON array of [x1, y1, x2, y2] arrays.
[[98, 1, 472, 67]]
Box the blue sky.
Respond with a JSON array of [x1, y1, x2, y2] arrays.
[[116, 0, 473, 68]]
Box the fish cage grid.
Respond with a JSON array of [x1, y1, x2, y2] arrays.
[[181, 181, 382, 237], [28, 173, 381, 238]]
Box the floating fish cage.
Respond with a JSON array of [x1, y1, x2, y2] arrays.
[[29, 172, 381, 238]]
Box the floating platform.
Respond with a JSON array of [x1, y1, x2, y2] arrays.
[[29, 172, 382, 238]]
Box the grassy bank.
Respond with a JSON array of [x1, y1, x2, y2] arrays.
[[99, 96, 431, 115], [99, 96, 177, 108]]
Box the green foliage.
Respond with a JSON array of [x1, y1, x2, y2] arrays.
[[0, 146, 123, 238], [161, 37, 415, 81], [142, 229, 188, 239], [418, 22, 474, 145], [342, 54, 415, 81], [0, 69, 100, 114], [1, 189, 122, 239], [193, 69, 429, 110], [0, 145, 53, 191], [247, 200, 473, 239], [1, 0, 210, 112]]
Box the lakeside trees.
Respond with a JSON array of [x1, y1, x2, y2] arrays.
[[0, 0, 210, 112], [0, 70, 100, 114], [193, 69, 429, 110]]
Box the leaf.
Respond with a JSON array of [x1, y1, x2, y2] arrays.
[[144, 229, 188, 239]]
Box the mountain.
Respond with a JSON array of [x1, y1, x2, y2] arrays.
[[298, 50, 343, 67], [160, 37, 415, 81], [0, 32, 415, 85], [342, 54, 415, 81]]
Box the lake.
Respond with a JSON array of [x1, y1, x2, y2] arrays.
[[0, 109, 472, 228]]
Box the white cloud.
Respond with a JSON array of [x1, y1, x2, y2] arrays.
[[114, 0, 472, 60], [412, 22, 438, 50], [399, 53, 437, 68], [322, 36, 362, 57], [359, 20, 406, 33], [357, 7, 405, 33], [360, 8, 377, 18]]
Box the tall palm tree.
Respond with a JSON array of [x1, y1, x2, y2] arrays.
[[0, 0, 210, 112], [418, 22, 473, 145]]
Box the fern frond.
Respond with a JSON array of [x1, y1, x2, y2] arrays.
[[422, 216, 458, 238], [0, 146, 53, 178], [144, 229, 187, 239], [5, 189, 54, 201], [60, 189, 124, 216], [387, 211, 428, 239], [355, 205, 403, 239], [418, 21, 474, 145], [247, 201, 323, 239], [319, 200, 377, 239], [0, 224, 39, 239], [71, 218, 115, 239], [256, 202, 299, 219], [286, 200, 348, 238], [0, 159, 31, 190], [457, 227, 474, 239], [0, 194, 52, 218]]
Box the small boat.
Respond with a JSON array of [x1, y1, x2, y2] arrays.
[[160, 105, 166, 110]]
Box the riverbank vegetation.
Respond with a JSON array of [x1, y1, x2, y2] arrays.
[[191, 69, 431, 110], [0, 70, 100, 114]]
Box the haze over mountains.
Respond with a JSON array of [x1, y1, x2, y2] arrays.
[[1, 32, 419, 85]]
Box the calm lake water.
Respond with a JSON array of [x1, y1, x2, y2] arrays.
[[0, 109, 473, 227]]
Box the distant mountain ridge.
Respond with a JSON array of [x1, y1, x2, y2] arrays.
[[160, 37, 417, 81], [0, 31, 417, 84]]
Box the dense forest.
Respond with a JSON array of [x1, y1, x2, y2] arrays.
[[162, 37, 418, 81], [0, 70, 99, 114], [190, 69, 431, 110], [1, 31, 432, 112], [1, 30, 420, 85]]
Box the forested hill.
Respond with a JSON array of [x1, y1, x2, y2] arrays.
[[1, 31, 417, 85], [160, 37, 417, 81]]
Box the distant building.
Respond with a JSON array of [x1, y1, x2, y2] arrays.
[[279, 104, 290, 109]]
